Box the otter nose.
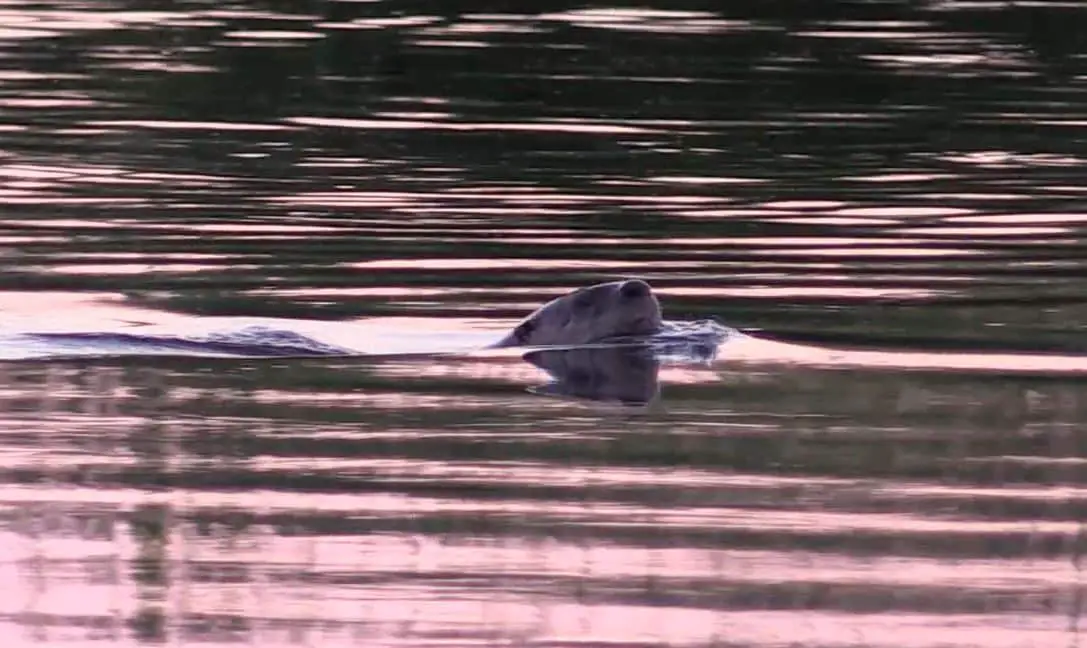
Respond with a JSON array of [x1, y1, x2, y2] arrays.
[[619, 279, 651, 300]]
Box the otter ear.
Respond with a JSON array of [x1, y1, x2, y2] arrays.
[[572, 289, 594, 312], [619, 279, 651, 299]]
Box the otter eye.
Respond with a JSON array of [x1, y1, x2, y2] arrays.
[[514, 320, 535, 342], [572, 290, 594, 312]]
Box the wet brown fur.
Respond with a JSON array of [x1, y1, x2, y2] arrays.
[[493, 279, 663, 348]]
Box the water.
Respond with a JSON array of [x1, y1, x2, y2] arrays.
[[3, 1, 1087, 646]]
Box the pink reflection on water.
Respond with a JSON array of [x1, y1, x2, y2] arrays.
[[317, 15, 438, 29], [250, 282, 943, 303], [729, 336, 1087, 375], [439, 190, 722, 204], [223, 30, 323, 40], [349, 258, 647, 270], [372, 110, 454, 120], [247, 389, 533, 410], [287, 115, 656, 134], [849, 172, 955, 182], [0, 9, 183, 32], [0, 195, 147, 205], [649, 175, 768, 184], [761, 200, 847, 209], [918, 192, 1028, 201], [684, 286, 942, 299], [0, 236, 66, 243], [941, 151, 1085, 167], [758, 246, 978, 257], [0, 98, 96, 108], [411, 39, 491, 48], [0, 292, 196, 331], [797, 25, 948, 40], [247, 287, 451, 298], [540, 8, 755, 35], [945, 212, 1087, 224], [1, 220, 338, 233], [894, 226, 1071, 236], [139, 223, 341, 233], [269, 188, 726, 208], [90, 119, 295, 131], [831, 206, 975, 217], [768, 216, 898, 225], [43, 263, 254, 275], [266, 191, 425, 207], [0, 483, 1074, 646]]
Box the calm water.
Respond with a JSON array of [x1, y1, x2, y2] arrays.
[[3, 2, 1087, 646]]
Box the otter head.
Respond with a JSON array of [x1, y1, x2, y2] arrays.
[[497, 279, 663, 348]]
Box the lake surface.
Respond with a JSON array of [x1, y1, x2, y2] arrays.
[[2, 1, 1087, 646]]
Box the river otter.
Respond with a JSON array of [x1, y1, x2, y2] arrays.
[[12, 279, 670, 359], [493, 279, 663, 348]]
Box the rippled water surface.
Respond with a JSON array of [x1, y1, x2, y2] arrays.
[[3, 2, 1087, 646]]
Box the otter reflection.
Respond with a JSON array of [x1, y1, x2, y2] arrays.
[[523, 346, 661, 406]]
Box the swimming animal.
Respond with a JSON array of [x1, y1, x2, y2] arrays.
[[6, 278, 726, 360], [493, 279, 663, 348]]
